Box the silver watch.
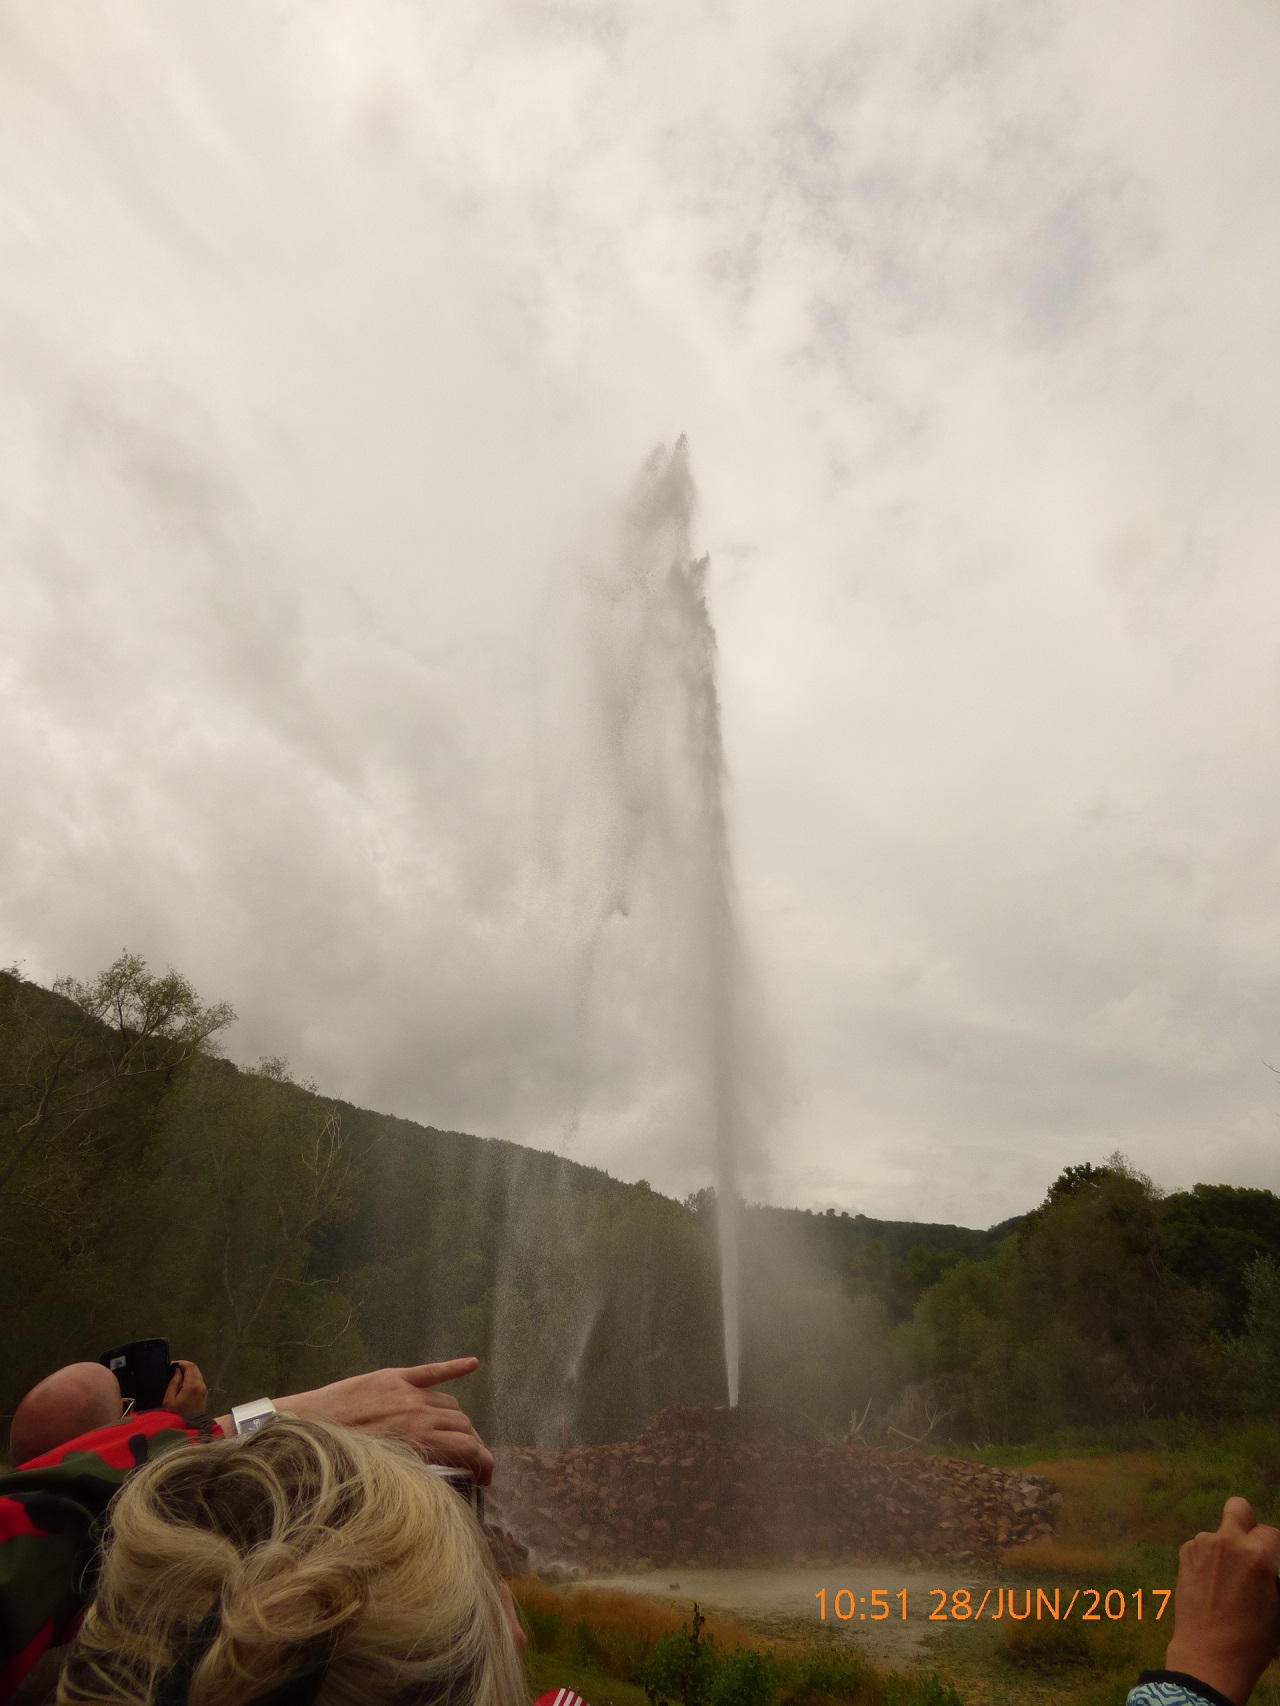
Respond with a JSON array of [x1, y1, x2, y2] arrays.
[[229, 1398, 277, 1436]]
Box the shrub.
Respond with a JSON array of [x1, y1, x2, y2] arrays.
[[636, 1605, 960, 1706], [638, 1606, 719, 1706], [997, 1616, 1094, 1672]]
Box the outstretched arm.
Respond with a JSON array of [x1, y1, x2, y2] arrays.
[[216, 1358, 495, 1484]]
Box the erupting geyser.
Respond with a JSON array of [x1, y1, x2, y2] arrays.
[[675, 544, 742, 1411], [609, 439, 745, 1407]]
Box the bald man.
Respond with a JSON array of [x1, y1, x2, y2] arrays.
[[8, 1364, 121, 1466], [8, 1359, 208, 1465]]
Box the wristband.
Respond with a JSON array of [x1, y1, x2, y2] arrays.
[[229, 1398, 277, 1436]]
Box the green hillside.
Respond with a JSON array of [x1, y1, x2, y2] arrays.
[[5, 955, 1280, 1453]]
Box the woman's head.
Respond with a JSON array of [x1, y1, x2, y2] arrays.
[[57, 1417, 526, 1706]]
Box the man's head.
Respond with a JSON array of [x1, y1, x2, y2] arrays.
[[9, 1362, 123, 1465]]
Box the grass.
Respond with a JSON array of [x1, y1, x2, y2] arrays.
[[941, 1421, 1280, 1586], [512, 1580, 960, 1706], [927, 1577, 1172, 1706], [526, 1650, 654, 1706], [954, 1421, 1280, 1544], [514, 1578, 786, 1669]]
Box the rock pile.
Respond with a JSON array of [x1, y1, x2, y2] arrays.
[[489, 1404, 1057, 1570]]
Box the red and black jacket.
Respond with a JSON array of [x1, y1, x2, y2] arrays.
[[0, 1411, 220, 1704]]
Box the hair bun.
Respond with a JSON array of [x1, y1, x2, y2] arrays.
[[221, 1542, 370, 1647]]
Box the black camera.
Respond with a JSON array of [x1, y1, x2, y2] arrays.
[[430, 1465, 485, 1524], [99, 1338, 177, 1413]]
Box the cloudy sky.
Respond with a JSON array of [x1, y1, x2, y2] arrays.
[[3, 1, 1280, 1227]]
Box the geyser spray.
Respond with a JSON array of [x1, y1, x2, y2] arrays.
[[612, 438, 744, 1407]]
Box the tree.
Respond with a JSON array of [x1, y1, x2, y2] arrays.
[[0, 956, 234, 1414], [170, 1059, 367, 1404], [0, 954, 233, 1221]]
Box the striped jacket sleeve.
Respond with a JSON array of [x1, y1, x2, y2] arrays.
[[1128, 1671, 1239, 1706]]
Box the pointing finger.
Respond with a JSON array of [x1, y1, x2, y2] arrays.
[[402, 1358, 480, 1389]]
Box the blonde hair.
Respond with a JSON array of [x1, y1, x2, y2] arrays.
[[57, 1417, 526, 1706]]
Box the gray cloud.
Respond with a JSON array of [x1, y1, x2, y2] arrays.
[[3, 1, 1280, 1223]]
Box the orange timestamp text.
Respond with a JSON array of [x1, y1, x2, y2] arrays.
[[815, 1587, 1173, 1624]]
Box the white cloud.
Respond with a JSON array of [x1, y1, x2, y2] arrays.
[[3, 0, 1280, 1224]]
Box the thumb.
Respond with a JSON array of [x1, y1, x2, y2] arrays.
[[1221, 1496, 1258, 1534]]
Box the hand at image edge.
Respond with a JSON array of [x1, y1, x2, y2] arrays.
[[1164, 1496, 1280, 1706]]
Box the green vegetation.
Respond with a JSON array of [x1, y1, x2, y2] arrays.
[[949, 1423, 1280, 1583], [515, 1585, 960, 1706], [636, 1606, 960, 1706], [931, 1585, 1169, 1706], [514, 1565, 1177, 1706], [0, 958, 726, 1434], [6, 954, 1280, 1457], [735, 1152, 1280, 1450]]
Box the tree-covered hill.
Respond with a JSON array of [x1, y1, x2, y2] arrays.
[[5, 956, 1280, 1451]]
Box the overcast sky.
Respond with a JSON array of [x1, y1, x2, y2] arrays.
[[3, 1, 1280, 1227]]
